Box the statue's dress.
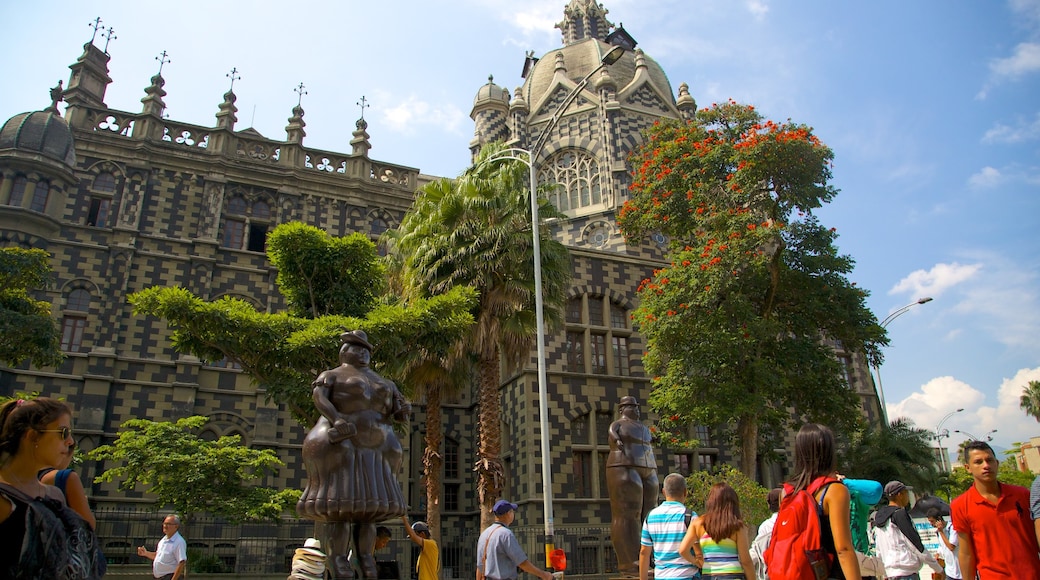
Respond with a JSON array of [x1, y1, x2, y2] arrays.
[[297, 364, 407, 522]]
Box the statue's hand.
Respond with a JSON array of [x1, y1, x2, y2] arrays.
[[328, 421, 357, 443]]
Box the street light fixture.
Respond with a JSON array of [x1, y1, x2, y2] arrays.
[[955, 429, 998, 442], [479, 43, 625, 567], [934, 408, 963, 472], [872, 297, 933, 424]]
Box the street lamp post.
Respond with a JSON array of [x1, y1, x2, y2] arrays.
[[934, 408, 963, 472], [480, 44, 625, 568], [873, 297, 933, 424]]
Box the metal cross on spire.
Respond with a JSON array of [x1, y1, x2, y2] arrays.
[[356, 95, 369, 120], [226, 67, 241, 92], [88, 17, 103, 45], [294, 82, 308, 106], [155, 51, 171, 76], [102, 27, 117, 55]]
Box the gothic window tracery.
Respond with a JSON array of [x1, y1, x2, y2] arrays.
[[540, 149, 603, 213]]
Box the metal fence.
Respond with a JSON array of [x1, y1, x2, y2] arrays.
[[96, 507, 618, 578]]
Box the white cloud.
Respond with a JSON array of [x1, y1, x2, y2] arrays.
[[1009, 0, 1040, 26], [982, 112, 1040, 143], [968, 166, 1004, 188], [746, 1, 770, 20], [889, 367, 1040, 453], [990, 42, 1040, 78], [378, 95, 467, 136], [889, 262, 982, 299]]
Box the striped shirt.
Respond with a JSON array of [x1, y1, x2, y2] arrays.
[[640, 501, 699, 578], [701, 533, 742, 576]]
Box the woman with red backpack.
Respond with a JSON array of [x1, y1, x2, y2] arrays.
[[768, 423, 862, 580]]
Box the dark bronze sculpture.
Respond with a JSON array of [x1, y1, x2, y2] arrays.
[[298, 330, 410, 579], [606, 396, 659, 577]]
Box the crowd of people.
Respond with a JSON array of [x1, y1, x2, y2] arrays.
[[636, 424, 1040, 580], [4, 390, 1039, 580]]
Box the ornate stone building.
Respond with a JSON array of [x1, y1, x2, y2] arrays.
[[0, 0, 881, 575]]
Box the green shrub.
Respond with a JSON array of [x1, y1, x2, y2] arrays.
[[685, 464, 771, 528]]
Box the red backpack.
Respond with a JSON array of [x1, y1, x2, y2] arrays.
[[763, 476, 838, 580]]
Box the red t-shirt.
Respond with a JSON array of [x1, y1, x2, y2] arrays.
[[951, 482, 1040, 579]]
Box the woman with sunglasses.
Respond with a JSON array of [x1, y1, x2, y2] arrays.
[[0, 396, 104, 579], [38, 434, 97, 528]]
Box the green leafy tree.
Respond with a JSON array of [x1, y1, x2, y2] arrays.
[[385, 141, 572, 526], [88, 416, 300, 521], [685, 464, 771, 529], [1020, 380, 1040, 422], [617, 101, 886, 479], [840, 417, 940, 494], [129, 223, 477, 424], [0, 247, 64, 368]]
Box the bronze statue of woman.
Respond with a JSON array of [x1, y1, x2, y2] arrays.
[[298, 330, 410, 579]]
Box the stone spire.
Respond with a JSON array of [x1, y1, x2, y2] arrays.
[[676, 82, 696, 121], [216, 90, 238, 130], [216, 67, 240, 130], [351, 117, 371, 157], [140, 74, 167, 118], [556, 0, 614, 45], [285, 105, 306, 144], [63, 41, 112, 120]]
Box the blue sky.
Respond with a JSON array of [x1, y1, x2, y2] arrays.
[[2, 0, 1038, 456]]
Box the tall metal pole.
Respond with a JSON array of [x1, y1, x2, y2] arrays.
[[872, 297, 933, 424], [480, 44, 625, 568]]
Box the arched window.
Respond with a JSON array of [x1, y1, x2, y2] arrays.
[[30, 180, 49, 212], [8, 176, 27, 207], [221, 196, 272, 252], [540, 149, 603, 212], [92, 173, 116, 192], [60, 288, 92, 352]]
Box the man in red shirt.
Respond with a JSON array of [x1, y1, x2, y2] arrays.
[[951, 440, 1040, 578]]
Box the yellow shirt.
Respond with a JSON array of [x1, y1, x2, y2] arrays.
[[417, 537, 440, 580]]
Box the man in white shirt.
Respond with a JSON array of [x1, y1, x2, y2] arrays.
[[927, 509, 961, 580], [138, 513, 187, 580], [749, 488, 781, 580]]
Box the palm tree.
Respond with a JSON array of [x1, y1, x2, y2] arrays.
[[387, 142, 571, 528], [1020, 380, 1040, 422], [840, 417, 940, 494]]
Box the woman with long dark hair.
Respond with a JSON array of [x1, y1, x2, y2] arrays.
[[679, 482, 754, 579], [0, 396, 104, 579], [790, 423, 861, 580]]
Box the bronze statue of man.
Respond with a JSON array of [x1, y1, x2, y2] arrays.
[[606, 396, 659, 576], [298, 330, 410, 579]]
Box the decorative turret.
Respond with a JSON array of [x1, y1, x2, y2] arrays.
[[508, 87, 529, 145], [216, 68, 240, 131], [285, 83, 308, 144], [676, 82, 697, 121], [556, 0, 613, 44], [140, 74, 168, 118], [285, 105, 306, 144], [62, 41, 113, 130], [469, 75, 511, 158], [351, 117, 371, 158]]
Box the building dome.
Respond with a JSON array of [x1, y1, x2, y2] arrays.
[[473, 75, 511, 108], [0, 110, 77, 167], [521, 38, 674, 110]]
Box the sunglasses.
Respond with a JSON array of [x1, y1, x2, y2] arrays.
[[37, 426, 73, 440]]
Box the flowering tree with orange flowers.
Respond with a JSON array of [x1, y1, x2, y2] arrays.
[[618, 101, 887, 480]]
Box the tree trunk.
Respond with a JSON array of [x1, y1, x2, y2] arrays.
[[475, 352, 503, 529], [423, 383, 443, 537], [738, 415, 759, 481]]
